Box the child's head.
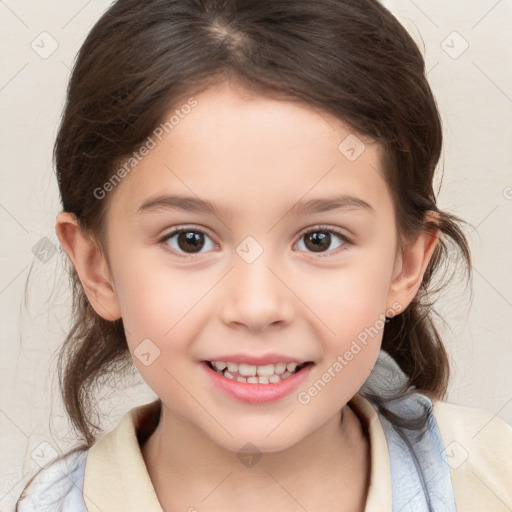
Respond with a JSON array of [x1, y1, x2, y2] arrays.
[[54, 0, 471, 447]]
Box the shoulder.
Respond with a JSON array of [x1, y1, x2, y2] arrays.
[[432, 399, 512, 457], [16, 448, 89, 512], [432, 399, 512, 511]]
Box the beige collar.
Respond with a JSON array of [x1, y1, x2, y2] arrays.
[[83, 393, 391, 512]]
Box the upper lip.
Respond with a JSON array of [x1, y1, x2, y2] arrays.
[[203, 353, 313, 366]]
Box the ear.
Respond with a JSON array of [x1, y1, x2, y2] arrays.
[[55, 211, 121, 321], [386, 211, 440, 312]]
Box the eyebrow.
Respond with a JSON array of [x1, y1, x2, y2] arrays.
[[136, 194, 375, 217]]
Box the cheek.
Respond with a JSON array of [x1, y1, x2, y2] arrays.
[[115, 266, 203, 396], [297, 243, 395, 379], [303, 275, 387, 409], [301, 254, 394, 333], [112, 257, 219, 389], [113, 247, 211, 336]]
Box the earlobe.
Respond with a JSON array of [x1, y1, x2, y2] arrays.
[[387, 212, 440, 311], [55, 211, 121, 321]]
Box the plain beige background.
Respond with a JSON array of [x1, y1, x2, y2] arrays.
[[1, 0, 511, 509]]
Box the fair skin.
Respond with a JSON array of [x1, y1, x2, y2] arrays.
[[56, 79, 439, 511]]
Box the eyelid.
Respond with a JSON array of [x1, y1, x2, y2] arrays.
[[158, 224, 353, 258], [159, 225, 212, 240], [293, 224, 353, 257], [296, 224, 352, 243], [158, 225, 218, 258]]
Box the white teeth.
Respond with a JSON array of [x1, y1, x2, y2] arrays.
[[286, 363, 298, 372], [274, 363, 287, 374], [210, 360, 308, 384], [246, 376, 273, 384], [256, 364, 275, 376], [238, 363, 257, 376], [227, 362, 238, 372], [212, 361, 301, 375]]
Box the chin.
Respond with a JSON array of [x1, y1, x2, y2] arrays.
[[204, 423, 305, 455]]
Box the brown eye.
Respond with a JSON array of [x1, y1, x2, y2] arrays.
[[160, 227, 216, 256], [295, 226, 349, 254], [303, 231, 332, 252], [176, 231, 205, 253]]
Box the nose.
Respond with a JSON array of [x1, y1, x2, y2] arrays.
[[220, 253, 295, 333]]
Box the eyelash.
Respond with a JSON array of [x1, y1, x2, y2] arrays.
[[158, 225, 352, 259]]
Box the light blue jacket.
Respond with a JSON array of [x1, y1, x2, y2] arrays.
[[17, 350, 457, 511]]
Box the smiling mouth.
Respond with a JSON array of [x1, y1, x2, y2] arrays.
[[205, 360, 314, 384]]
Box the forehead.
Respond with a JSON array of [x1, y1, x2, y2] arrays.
[[109, 81, 392, 220]]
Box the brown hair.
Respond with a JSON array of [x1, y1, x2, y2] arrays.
[[31, 0, 472, 460]]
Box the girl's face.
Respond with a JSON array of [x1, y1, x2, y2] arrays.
[[99, 80, 406, 452]]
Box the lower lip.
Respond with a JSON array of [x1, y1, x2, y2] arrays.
[[200, 361, 314, 404]]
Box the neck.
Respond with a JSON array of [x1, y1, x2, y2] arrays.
[[141, 401, 370, 512]]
